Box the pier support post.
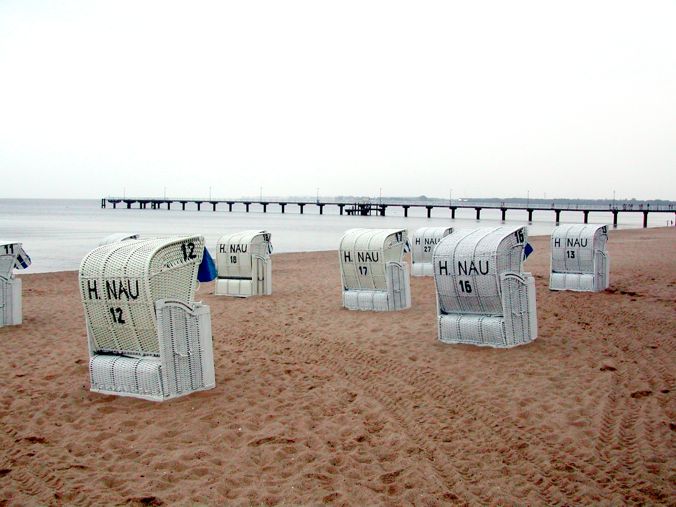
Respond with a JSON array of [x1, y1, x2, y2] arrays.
[[126, 201, 131, 209], [166, 201, 171, 210], [403, 205, 409, 217], [475, 207, 481, 220], [380, 205, 387, 216], [612, 211, 618, 227], [101, 199, 106, 208], [262, 203, 268, 213], [338, 204, 344, 215], [555, 209, 561, 223], [280, 203, 286, 213], [583, 210, 589, 224], [426, 206, 432, 218], [501, 208, 507, 221], [528, 209, 533, 222], [211, 202, 217, 211], [643, 211, 648, 228], [113, 202, 117, 209], [196, 202, 201, 211], [318, 204, 324, 215], [299, 204, 305, 214], [451, 207, 456, 219], [181, 201, 186, 211], [227, 202, 233, 212], [244, 203, 250, 212]]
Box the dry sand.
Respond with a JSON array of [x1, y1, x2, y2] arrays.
[[1, 227, 674, 506]]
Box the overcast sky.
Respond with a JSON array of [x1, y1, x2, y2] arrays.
[[0, 0, 674, 201]]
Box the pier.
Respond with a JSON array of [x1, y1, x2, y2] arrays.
[[101, 197, 675, 228]]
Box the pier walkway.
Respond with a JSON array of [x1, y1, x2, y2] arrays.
[[101, 197, 675, 228]]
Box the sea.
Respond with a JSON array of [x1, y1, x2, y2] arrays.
[[0, 198, 662, 273]]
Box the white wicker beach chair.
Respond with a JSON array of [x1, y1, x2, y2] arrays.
[[339, 228, 411, 311], [0, 241, 30, 327], [433, 226, 537, 348], [411, 226, 453, 277], [214, 230, 272, 297], [550, 224, 609, 292], [79, 236, 215, 401], [99, 233, 140, 246]]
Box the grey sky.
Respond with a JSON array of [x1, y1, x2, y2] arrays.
[[1, 0, 674, 200]]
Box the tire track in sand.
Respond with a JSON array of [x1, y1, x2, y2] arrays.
[[594, 310, 674, 502], [229, 335, 484, 505], [239, 333, 587, 504], [1, 424, 90, 505]]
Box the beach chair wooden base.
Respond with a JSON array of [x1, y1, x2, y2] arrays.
[[0, 278, 22, 327], [550, 273, 596, 291], [438, 274, 537, 348], [88, 301, 215, 401], [438, 273, 537, 348], [342, 262, 411, 312], [411, 263, 434, 277]]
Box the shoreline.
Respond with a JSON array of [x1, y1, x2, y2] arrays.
[[14, 227, 676, 277]]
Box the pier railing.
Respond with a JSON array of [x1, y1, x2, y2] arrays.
[[101, 197, 675, 228]]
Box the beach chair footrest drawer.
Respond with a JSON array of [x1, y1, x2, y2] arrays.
[[550, 273, 595, 291], [214, 278, 253, 297], [89, 355, 166, 401]]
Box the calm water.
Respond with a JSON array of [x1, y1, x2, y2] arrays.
[[0, 198, 660, 273]]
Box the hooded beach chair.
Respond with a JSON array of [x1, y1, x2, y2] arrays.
[[411, 226, 453, 276], [339, 228, 411, 311], [0, 241, 31, 327], [214, 230, 272, 297], [99, 233, 140, 246], [79, 236, 215, 401], [433, 226, 537, 347], [550, 224, 609, 291]]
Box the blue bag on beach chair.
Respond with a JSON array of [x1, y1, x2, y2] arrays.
[[198, 247, 217, 282]]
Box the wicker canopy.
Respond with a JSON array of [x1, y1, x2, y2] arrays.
[[80, 236, 204, 356], [339, 228, 407, 291]]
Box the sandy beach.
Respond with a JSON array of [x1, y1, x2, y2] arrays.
[[1, 227, 674, 506]]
